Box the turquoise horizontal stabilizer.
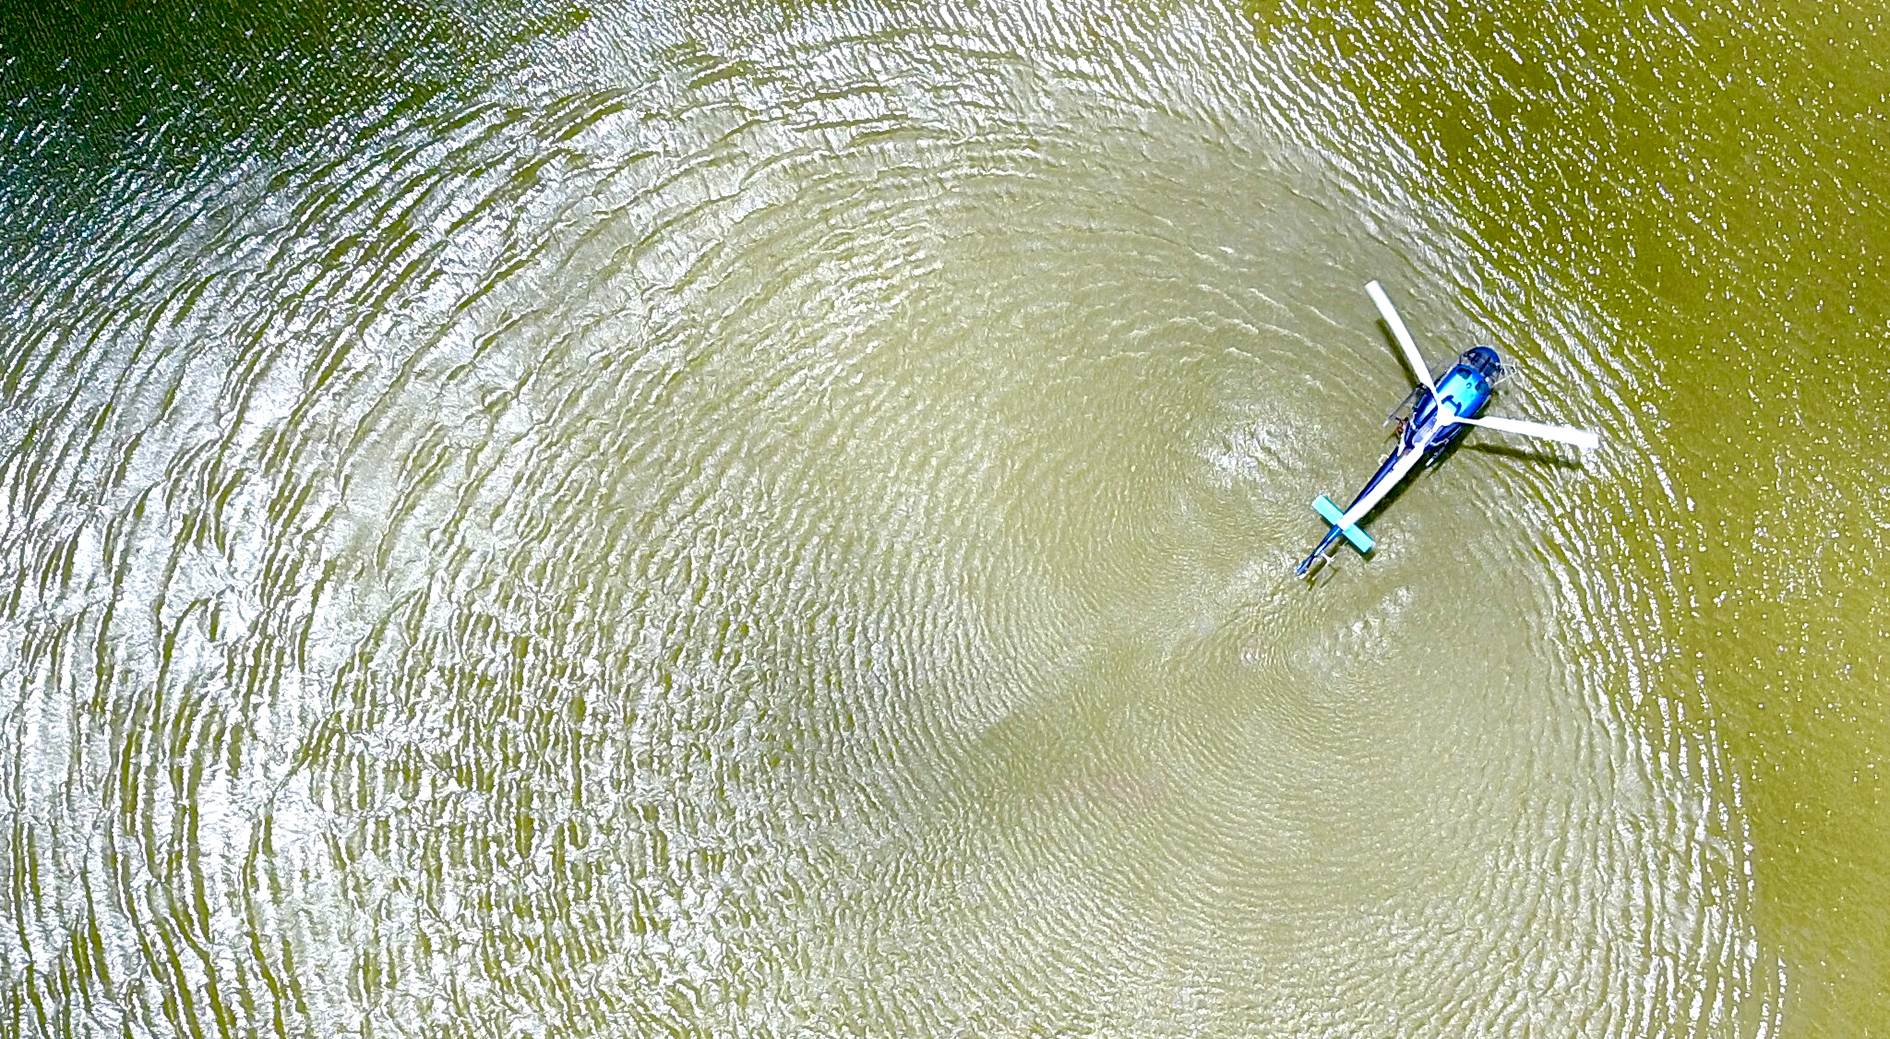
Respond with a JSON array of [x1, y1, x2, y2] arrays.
[[1312, 495, 1374, 553]]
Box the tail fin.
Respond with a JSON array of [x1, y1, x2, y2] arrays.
[[1312, 495, 1374, 553]]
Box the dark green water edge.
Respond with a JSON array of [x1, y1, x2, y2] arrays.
[[1243, 0, 1890, 1030], [0, 0, 587, 236]]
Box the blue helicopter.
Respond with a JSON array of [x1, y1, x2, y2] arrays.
[[1296, 281, 1600, 577]]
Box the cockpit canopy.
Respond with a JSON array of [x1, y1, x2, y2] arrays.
[[1459, 345, 1503, 382]]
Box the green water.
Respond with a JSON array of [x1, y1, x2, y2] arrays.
[[1, 0, 1884, 1035], [1247, 1, 1890, 1029]]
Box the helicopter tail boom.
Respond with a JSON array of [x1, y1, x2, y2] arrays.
[[1312, 495, 1375, 553]]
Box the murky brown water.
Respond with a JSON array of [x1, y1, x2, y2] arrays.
[[3, 0, 1884, 1035]]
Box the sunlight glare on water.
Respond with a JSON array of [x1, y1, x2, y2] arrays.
[[7, 0, 1862, 1035]]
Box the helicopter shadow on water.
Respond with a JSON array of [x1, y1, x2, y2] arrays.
[[1458, 438, 1586, 472]]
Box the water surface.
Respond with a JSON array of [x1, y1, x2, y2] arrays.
[[2, 0, 1884, 1035]]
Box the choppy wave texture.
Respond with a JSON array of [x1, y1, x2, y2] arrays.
[[2, 0, 1778, 1035]]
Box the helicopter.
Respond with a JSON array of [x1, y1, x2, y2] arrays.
[[1295, 281, 1600, 577]]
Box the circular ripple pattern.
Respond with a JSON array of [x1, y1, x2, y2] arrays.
[[1, 0, 1778, 1036]]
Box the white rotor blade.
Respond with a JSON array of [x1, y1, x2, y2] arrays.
[[1366, 280, 1433, 393], [1452, 413, 1600, 452]]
